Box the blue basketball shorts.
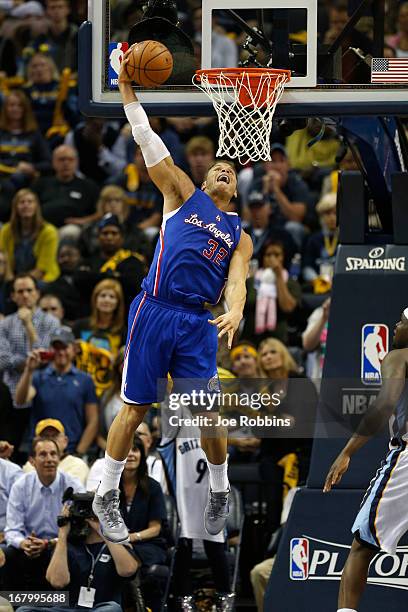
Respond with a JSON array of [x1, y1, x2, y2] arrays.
[[352, 439, 408, 554], [121, 291, 219, 405]]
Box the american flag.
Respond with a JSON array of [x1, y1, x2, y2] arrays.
[[371, 58, 408, 83]]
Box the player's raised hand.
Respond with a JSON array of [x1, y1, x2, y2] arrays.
[[118, 46, 134, 84], [209, 311, 242, 349], [323, 451, 351, 492]]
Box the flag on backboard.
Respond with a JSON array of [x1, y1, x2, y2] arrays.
[[371, 58, 408, 83]]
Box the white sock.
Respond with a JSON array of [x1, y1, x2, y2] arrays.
[[207, 459, 229, 492], [337, 608, 357, 611], [98, 453, 127, 496]]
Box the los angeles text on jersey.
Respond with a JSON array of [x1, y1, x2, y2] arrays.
[[184, 213, 234, 248], [167, 414, 292, 427]]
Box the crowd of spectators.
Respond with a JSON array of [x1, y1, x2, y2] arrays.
[[0, 1, 405, 611]]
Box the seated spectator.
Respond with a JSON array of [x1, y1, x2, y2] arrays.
[[2, 437, 84, 591], [44, 240, 85, 323], [302, 193, 338, 291], [0, 90, 51, 222], [16, 497, 137, 612], [185, 135, 215, 186], [0, 274, 60, 431], [79, 185, 150, 260], [0, 189, 59, 282], [119, 436, 167, 611], [302, 297, 331, 382], [247, 144, 314, 248], [39, 293, 64, 323], [107, 147, 162, 239], [32, 144, 99, 235], [242, 240, 301, 345], [227, 342, 261, 461], [22, 418, 89, 485], [30, 0, 78, 72], [23, 51, 78, 143], [387, 2, 408, 57], [137, 422, 168, 495], [65, 117, 124, 184], [243, 190, 297, 269], [0, 455, 23, 534], [73, 279, 126, 398], [14, 327, 98, 456], [256, 337, 317, 535], [75, 214, 146, 312]]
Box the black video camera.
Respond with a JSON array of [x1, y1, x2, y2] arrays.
[[57, 488, 96, 543]]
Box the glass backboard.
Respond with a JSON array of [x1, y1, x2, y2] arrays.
[[78, 0, 408, 117]]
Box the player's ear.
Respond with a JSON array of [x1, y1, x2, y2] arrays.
[[234, 189, 237, 198]]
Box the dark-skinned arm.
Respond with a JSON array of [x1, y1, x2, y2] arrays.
[[324, 350, 407, 492]]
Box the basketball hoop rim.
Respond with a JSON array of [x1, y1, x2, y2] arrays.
[[194, 67, 291, 86]]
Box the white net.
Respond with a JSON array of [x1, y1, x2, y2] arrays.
[[193, 70, 289, 164]]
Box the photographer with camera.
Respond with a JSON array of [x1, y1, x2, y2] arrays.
[[2, 437, 84, 591], [17, 492, 139, 612], [15, 327, 99, 456]]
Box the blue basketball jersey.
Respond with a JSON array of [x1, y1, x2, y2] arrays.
[[142, 188, 242, 305]]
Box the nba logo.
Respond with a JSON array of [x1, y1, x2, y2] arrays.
[[289, 538, 309, 580], [361, 324, 389, 385], [108, 42, 129, 89]]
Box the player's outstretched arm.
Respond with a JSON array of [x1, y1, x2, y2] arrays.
[[209, 231, 253, 348], [324, 350, 407, 492], [118, 49, 194, 212]]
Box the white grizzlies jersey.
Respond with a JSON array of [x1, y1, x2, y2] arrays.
[[176, 434, 224, 543], [159, 405, 225, 543]]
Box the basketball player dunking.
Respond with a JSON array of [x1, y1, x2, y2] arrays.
[[324, 309, 408, 612], [92, 48, 253, 543]]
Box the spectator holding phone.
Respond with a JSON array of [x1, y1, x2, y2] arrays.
[[15, 327, 98, 456], [0, 273, 60, 445]]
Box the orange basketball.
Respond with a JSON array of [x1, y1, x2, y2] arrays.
[[126, 40, 173, 87]]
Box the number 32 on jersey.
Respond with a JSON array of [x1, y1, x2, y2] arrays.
[[203, 239, 228, 265]]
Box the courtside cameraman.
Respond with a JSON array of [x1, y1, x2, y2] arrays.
[[17, 492, 138, 612]]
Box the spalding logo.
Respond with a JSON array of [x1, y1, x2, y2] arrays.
[[345, 246, 406, 272], [368, 247, 385, 259]]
